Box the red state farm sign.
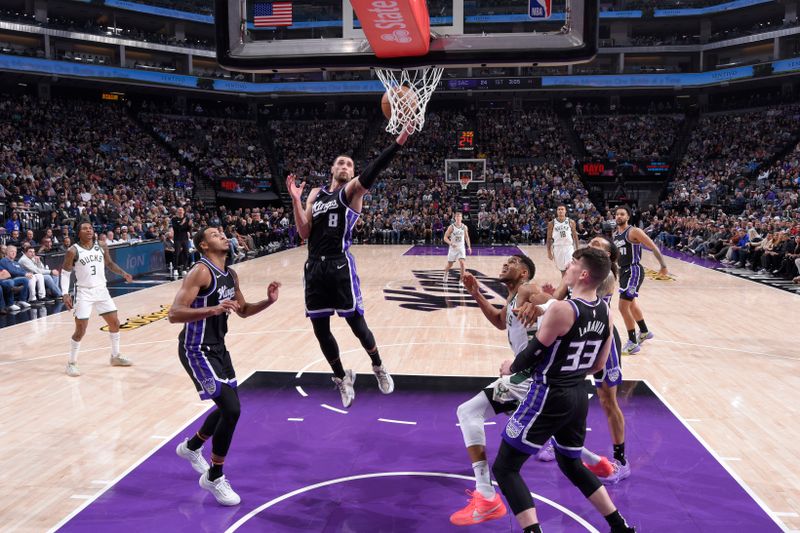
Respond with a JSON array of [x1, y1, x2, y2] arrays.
[[351, 0, 431, 58]]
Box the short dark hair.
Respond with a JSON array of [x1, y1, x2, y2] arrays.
[[193, 226, 213, 254], [616, 205, 632, 217], [77, 220, 93, 232], [591, 235, 620, 280], [513, 253, 536, 281], [573, 247, 611, 285]]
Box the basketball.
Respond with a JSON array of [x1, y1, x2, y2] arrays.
[[381, 86, 417, 119]]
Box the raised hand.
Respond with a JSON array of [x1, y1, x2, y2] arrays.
[[286, 174, 305, 199]]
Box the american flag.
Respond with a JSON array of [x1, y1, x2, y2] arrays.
[[254, 2, 293, 27]]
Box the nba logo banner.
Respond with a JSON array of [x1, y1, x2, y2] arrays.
[[529, 0, 552, 19]]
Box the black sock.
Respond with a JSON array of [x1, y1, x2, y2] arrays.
[[367, 348, 382, 367], [613, 443, 626, 466], [627, 329, 636, 343], [187, 432, 206, 451], [636, 320, 648, 333], [523, 525, 543, 533], [208, 463, 223, 481], [329, 358, 346, 379], [605, 510, 629, 531]]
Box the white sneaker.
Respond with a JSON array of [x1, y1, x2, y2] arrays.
[[110, 354, 133, 366], [199, 471, 241, 506], [66, 362, 81, 377], [176, 439, 209, 474], [332, 369, 356, 408], [18, 301, 31, 309], [7, 304, 20, 312], [372, 365, 394, 394]]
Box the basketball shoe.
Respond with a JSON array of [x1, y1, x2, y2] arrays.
[[600, 459, 631, 485], [637, 331, 654, 345], [110, 354, 133, 366], [372, 365, 394, 394], [176, 439, 209, 474], [621, 340, 640, 355], [536, 439, 556, 461], [449, 490, 507, 526], [65, 362, 80, 377], [584, 456, 615, 478], [199, 471, 241, 506], [332, 369, 356, 408]]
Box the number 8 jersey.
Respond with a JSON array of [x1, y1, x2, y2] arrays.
[[534, 297, 610, 387], [73, 242, 108, 290], [309, 186, 359, 256]]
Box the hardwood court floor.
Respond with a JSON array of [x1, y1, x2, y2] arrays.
[[1, 245, 798, 532]]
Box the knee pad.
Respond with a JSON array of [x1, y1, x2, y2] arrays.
[[456, 394, 492, 447], [555, 453, 602, 498]]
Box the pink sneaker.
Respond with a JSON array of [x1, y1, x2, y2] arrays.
[[449, 490, 507, 526]]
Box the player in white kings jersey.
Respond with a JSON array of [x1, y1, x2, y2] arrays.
[[547, 205, 579, 274], [61, 221, 134, 377]]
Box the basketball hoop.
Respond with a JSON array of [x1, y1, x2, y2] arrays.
[[375, 66, 443, 135], [459, 175, 472, 191]]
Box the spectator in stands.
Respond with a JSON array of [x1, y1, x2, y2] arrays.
[[171, 207, 192, 275], [1, 244, 42, 303], [19, 245, 61, 300]]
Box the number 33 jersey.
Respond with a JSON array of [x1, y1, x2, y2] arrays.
[[534, 297, 611, 387]]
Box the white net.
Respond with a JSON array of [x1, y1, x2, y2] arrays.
[[375, 66, 444, 135]]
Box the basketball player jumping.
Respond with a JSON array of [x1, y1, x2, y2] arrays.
[[492, 247, 635, 533], [613, 205, 668, 355], [287, 127, 412, 408], [450, 254, 553, 525], [61, 221, 134, 377], [546, 205, 578, 275], [443, 212, 472, 285], [170, 226, 280, 506], [525, 235, 630, 484]]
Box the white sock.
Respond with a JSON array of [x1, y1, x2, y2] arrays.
[[69, 339, 81, 364], [581, 447, 601, 466], [110, 332, 121, 357], [472, 460, 495, 498]]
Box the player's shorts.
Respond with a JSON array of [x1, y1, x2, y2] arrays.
[[553, 245, 575, 272], [178, 342, 238, 400], [594, 326, 622, 388], [618, 264, 645, 300], [304, 252, 364, 318], [483, 370, 533, 414], [502, 382, 588, 459], [73, 287, 117, 320], [447, 246, 466, 262]]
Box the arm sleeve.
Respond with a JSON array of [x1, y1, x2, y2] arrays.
[[60, 270, 72, 294], [509, 336, 551, 374], [357, 142, 401, 190]]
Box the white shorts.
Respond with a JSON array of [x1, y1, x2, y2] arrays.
[[447, 246, 466, 262], [74, 287, 117, 320], [487, 371, 533, 406], [553, 245, 575, 272]]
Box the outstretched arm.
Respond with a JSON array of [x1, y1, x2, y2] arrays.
[[228, 268, 281, 318], [345, 129, 412, 205], [462, 272, 505, 330], [631, 227, 668, 275]]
